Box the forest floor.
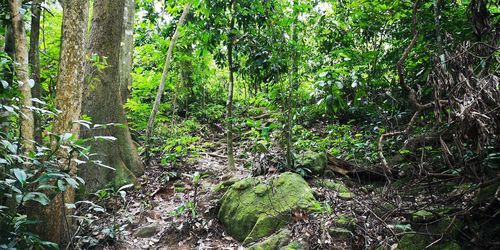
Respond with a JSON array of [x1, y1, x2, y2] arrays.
[[73, 127, 474, 250]]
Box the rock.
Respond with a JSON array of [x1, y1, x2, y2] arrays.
[[247, 229, 292, 250], [328, 227, 353, 239], [213, 178, 239, 192], [218, 172, 319, 244], [281, 240, 307, 250], [295, 151, 327, 175], [319, 180, 355, 200], [334, 214, 357, 231], [173, 180, 184, 187], [133, 223, 158, 238], [174, 180, 186, 193]]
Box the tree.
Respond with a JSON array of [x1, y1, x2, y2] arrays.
[[29, 0, 42, 143], [285, 0, 298, 168], [81, 0, 143, 191], [30, 0, 89, 244], [8, 0, 34, 153], [145, 2, 191, 153], [119, 0, 135, 102], [226, 0, 236, 171]]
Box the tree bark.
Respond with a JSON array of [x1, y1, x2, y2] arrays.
[[226, 1, 236, 171], [30, 0, 89, 245], [286, 0, 298, 168], [119, 0, 135, 103], [81, 0, 143, 192], [145, 3, 191, 151], [29, 0, 43, 144], [9, 0, 35, 153]]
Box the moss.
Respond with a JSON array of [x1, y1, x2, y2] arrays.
[[113, 161, 137, 188], [338, 192, 355, 200], [320, 180, 349, 192], [334, 214, 357, 231], [295, 151, 327, 175], [328, 227, 353, 239], [247, 229, 291, 250], [412, 210, 434, 222], [397, 233, 462, 250], [281, 240, 306, 250], [213, 178, 239, 192], [218, 172, 318, 244], [254, 184, 269, 196]]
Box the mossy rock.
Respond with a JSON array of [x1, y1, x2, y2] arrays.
[[280, 240, 307, 250], [213, 178, 239, 192], [319, 180, 355, 200], [246, 229, 291, 250], [397, 233, 461, 250], [218, 172, 319, 244], [334, 214, 357, 231], [328, 227, 353, 240], [295, 151, 327, 175]]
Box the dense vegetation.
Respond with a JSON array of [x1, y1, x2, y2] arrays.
[[0, 0, 499, 249]]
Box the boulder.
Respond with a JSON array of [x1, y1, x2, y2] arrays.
[[133, 223, 158, 238], [218, 172, 319, 244], [295, 151, 327, 175]]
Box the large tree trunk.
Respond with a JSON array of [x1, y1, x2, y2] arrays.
[[226, 2, 236, 171], [31, 0, 90, 245], [9, 0, 35, 153], [81, 0, 143, 192], [119, 0, 135, 103], [29, 0, 43, 144], [145, 3, 191, 147]]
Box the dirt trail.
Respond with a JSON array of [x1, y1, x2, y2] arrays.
[[75, 138, 250, 249]]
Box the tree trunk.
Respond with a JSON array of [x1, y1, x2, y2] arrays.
[[226, 2, 236, 171], [30, 0, 89, 245], [29, 0, 43, 144], [145, 3, 191, 151], [119, 0, 135, 103], [81, 0, 143, 192], [9, 0, 35, 153], [286, 0, 298, 168]]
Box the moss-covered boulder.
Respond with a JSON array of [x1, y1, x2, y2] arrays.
[[246, 229, 291, 250], [218, 172, 319, 244], [295, 151, 327, 175]]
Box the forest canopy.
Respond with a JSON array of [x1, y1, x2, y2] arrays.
[[0, 0, 499, 249]]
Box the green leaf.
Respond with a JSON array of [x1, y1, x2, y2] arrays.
[[57, 179, 66, 191], [65, 177, 79, 189], [13, 168, 27, 186], [24, 192, 50, 206]]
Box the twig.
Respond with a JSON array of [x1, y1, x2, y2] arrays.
[[355, 200, 397, 237]]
